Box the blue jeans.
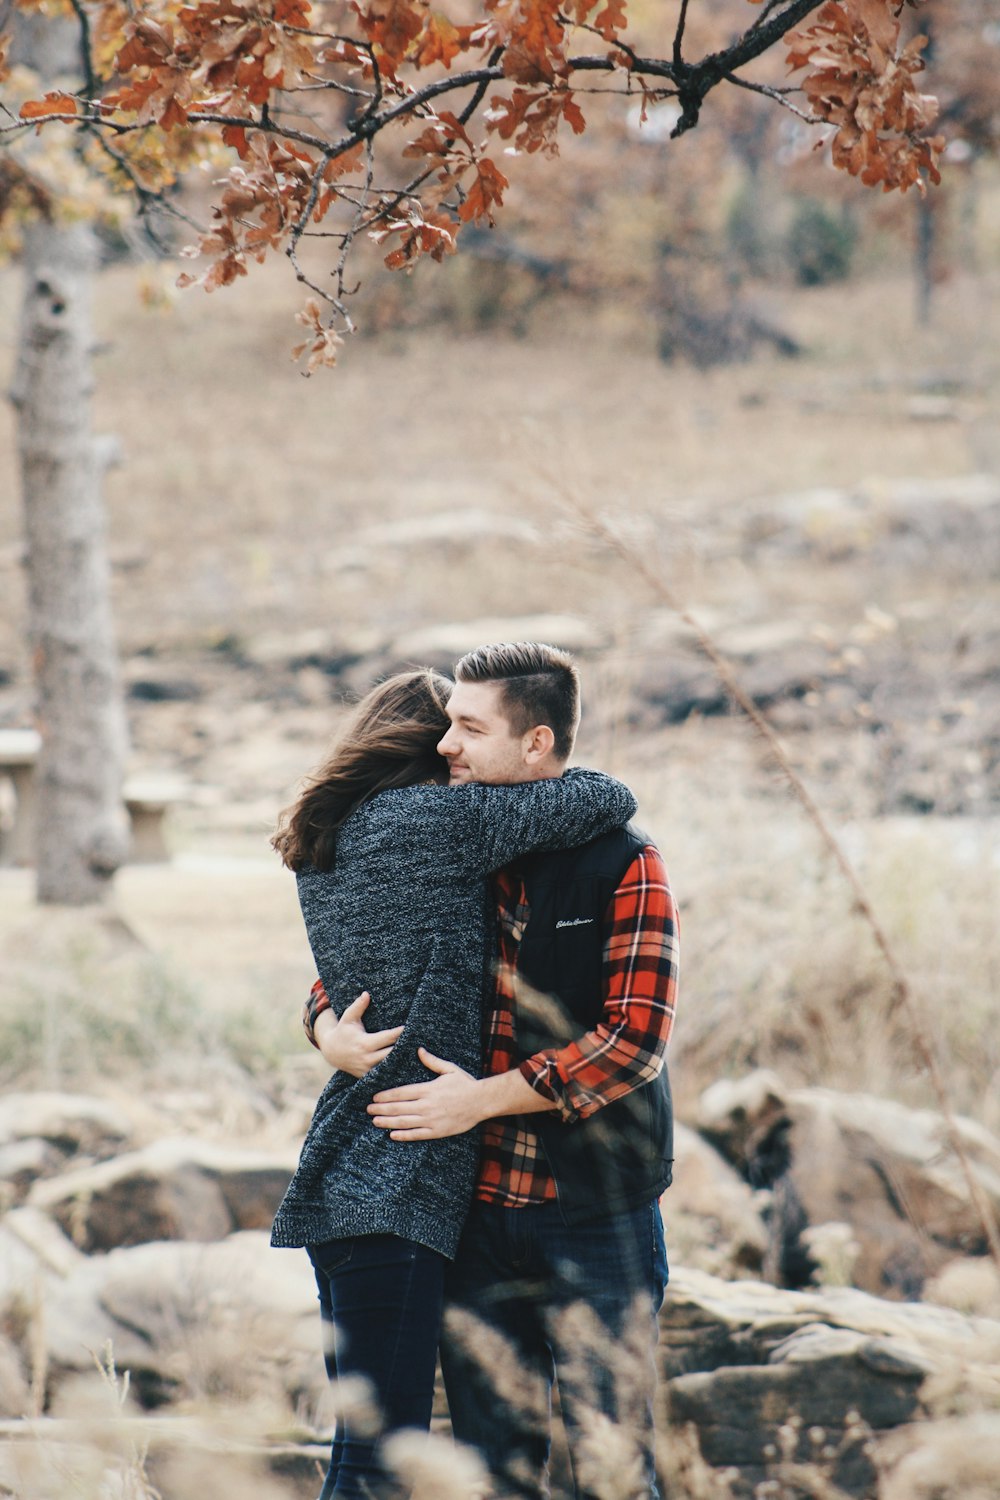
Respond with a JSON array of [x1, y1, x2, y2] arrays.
[[439, 1200, 668, 1500], [308, 1234, 447, 1499]]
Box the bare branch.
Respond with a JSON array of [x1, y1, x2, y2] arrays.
[[673, 0, 692, 69], [723, 71, 821, 124]]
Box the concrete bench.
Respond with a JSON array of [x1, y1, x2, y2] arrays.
[[123, 778, 186, 864], [0, 728, 43, 866], [0, 731, 184, 866]]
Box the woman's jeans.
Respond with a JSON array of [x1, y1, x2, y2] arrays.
[[307, 1234, 447, 1500]]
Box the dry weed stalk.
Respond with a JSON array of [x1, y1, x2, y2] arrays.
[[92, 1341, 162, 1500], [659, 1421, 737, 1499], [560, 489, 1000, 1275], [874, 1409, 1000, 1499], [445, 1296, 660, 1499], [381, 1429, 489, 1499], [28, 1272, 47, 1420], [442, 1306, 549, 1432], [757, 1410, 872, 1499]]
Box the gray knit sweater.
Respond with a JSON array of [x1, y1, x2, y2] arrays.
[[270, 769, 637, 1259]]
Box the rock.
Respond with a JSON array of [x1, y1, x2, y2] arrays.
[[127, 676, 204, 703], [27, 1138, 297, 1251], [658, 1265, 1000, 1380], [0, 1332, 31, 1417], [905, 396, 963, 423], [636, 662, 728, 724], [5, 1231, 324, 1412], [664, 1124, 768, 1278], [0, 1092, 133, 1158], [660, 1266, 1000, 1499], [697, 1071, 789, 1167], [346, 509, 540, 552], [0, 1209, 86, 1413], [0, 1138, 59, 1207], [0, 1205, 85, 1285], [695, 1072, 1000, 1298]]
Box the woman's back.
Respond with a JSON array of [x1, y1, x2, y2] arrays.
[[272, 769, 636, 1258]]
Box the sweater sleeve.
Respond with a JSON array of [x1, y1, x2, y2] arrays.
[[450, 768, 637, 875]]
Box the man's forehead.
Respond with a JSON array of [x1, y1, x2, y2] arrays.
[[447, 679, 507, 720]]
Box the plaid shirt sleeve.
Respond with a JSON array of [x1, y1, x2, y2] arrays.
[[303, 978, 332, 1049], [519, 845, 678, 1124]]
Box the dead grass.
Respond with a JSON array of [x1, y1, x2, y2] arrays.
[[1, 256, 997, 663]]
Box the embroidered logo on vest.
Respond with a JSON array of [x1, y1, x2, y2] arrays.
[[555, 917, 594, 929]]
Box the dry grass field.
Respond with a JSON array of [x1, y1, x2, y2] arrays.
[[1, 235, 999, 1497], [2, 249, 998, 1112]]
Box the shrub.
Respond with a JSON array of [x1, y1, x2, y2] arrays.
[[786, 200, 856, 286]]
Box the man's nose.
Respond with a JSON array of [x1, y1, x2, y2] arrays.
[[438, 725, 458, 756]]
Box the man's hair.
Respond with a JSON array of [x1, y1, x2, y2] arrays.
[[454, 642, 580, 761]]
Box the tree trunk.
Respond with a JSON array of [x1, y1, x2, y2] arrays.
[[914, 193, 935, 328], [11, 223, 130, 904]]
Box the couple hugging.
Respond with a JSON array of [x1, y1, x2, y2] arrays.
[[270, 641, 679, 1500]]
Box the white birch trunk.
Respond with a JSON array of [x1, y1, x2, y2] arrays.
[[11, 223, 130, 904]]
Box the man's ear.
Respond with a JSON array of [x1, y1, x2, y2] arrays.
[[523, 724, 556, 763]]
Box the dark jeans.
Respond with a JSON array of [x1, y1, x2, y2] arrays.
[[440, 1199, 668, 1500], [308, 1234, 446, 1500]]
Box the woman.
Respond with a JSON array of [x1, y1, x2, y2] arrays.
[[270, 668, 636, 1499]]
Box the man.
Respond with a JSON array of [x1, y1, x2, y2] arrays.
[[315, 642, 678, 1498]]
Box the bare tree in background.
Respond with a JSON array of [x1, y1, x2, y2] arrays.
[[8, 14, 129, 905]]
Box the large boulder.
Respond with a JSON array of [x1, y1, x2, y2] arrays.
[[27, 1137, 298, 1251], [696, 1072, 1000, 1297], [0, 1205, 86, 1331], [0, 1093, 133, 1206], [659, 1266, 1000, 1499], [38, 1230, 324, 1410], [663, 1123, 768, 1278]]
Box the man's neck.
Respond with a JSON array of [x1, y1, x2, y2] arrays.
[[520, 758, 567, 783]]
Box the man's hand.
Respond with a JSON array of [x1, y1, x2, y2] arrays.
[[367, 1050, 484, 1139], [368, 1050, 559, 1139], [315, 993, 403, 1078]]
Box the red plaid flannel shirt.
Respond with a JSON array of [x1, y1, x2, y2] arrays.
[[301, 845, 678, 1207], [475, 844, 678, 1206]]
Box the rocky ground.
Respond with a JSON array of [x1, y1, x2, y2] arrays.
[[1, 1040, 1000, 1498]]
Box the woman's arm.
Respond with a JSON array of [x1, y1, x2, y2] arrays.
[[454, 768, 637, 874]]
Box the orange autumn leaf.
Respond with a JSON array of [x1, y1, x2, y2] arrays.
[[412, 13, 476, 68], [787, 0, 942, 194], [592, 0, 627, 44], [20, 92, 80, 120], [458, 156, 509, 222], [355, 0, 423, 71]]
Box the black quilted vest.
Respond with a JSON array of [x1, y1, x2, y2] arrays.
[[509, 823, 674, 1226]]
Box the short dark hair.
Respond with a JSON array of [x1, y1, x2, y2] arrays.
[[454, 642, 580, 760]]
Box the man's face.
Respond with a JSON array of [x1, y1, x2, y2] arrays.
[[437, 680, 539, 786]]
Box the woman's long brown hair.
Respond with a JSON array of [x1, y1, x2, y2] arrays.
[[272, 668, 452, 872]]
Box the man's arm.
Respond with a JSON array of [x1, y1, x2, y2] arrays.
[[368, 845, 678, 1140], [519, 844, 678, 1122], [367, 1050, 559, 1140]]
